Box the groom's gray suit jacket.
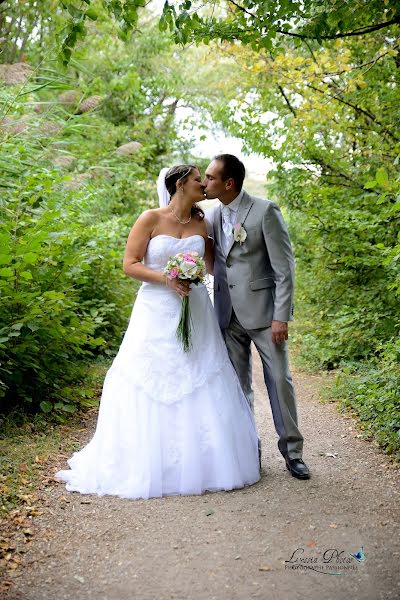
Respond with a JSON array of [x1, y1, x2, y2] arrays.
[[207, 190, 295, 330]]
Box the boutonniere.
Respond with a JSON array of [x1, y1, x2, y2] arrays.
[[233, 223, 247, 244]]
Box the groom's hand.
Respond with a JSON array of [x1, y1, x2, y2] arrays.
[[271, 320, 288, 344]]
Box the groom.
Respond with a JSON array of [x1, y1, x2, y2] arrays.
[[204, 154, 310, 479]]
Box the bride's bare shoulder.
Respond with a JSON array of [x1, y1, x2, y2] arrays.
[[134, 208, 165, 228]]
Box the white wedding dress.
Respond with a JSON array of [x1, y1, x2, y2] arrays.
[[56, 235, 260, 499]]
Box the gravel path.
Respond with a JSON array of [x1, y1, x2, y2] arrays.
[[5, 352, 400, 600]]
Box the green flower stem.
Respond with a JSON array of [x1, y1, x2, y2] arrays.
[[176, 296, 193, 352]]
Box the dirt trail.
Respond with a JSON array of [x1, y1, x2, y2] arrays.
[[5, 353, 400, 600]]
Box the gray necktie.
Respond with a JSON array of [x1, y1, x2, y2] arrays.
[[221, 205, 233, 255]]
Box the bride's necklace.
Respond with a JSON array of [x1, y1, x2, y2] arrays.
[[169, 204, 192, 225]]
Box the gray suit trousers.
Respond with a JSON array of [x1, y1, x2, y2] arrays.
[[224, 311, 303, 460]]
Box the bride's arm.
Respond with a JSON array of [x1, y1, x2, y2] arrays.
[[123, 211, 190, 298]]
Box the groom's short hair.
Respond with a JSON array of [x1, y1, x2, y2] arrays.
[[214, 154, 246, 191]]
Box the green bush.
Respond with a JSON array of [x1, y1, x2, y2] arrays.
[[0, 163, 136, 413], [328, 339, 400, 459], [0, 17, 204, 415]]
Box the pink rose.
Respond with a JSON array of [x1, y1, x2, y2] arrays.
[[169, 268, 180, 279], [183, 254, 196, 263]]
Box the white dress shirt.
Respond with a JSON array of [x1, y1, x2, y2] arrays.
[[220, 189, 245, 255]]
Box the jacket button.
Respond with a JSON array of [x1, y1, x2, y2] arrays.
[[229, 284, 234, 289]]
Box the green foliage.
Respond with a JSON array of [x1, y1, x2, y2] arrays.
[[2, 1, 398, 457], [0, 13, 212, 415], [179, 8, 400, 456], [1, 0, 150, 66], [2, 0, 399, 67], [161, 0, 400, 51], [202, 31, 400, 369], [0, 146, 134, 412], [328, 339, 400, 459]]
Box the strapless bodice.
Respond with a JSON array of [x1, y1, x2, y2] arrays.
[[144, 234, 205, 272]]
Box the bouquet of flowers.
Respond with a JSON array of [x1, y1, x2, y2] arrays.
[[164, 251, 206, 352]]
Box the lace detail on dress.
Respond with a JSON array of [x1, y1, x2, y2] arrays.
[[144, 234, 205, 272]]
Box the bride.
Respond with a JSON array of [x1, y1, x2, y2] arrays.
[[56, 165, 260, 499]]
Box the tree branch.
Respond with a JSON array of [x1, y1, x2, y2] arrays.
[[276, 84, 296, 116], [304, 40, 319, 65], [271, 63, 398, 142], [305, 82, 399, 142], [226, 1, 400, 40], [309, 156, 376, 194], [321, 44, 399, 76], [275, 16, 400, 40], [227, 0, 257, 19]]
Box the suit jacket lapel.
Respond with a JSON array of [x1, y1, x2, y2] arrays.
[[226, 191, 254, 257]]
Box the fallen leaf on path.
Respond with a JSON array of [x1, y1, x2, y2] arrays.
[[0, 541, 16, 552], [329, 523, 338, 529], [0, 580, 13, 592], [16, 494, 37, 504], [44, 477, 63, 484], [27, 508, 43, 516], [9, 569, 23, 578], [259, 565, 273, 572]]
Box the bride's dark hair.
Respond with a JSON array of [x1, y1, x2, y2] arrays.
[[165, 165, 204, 220]]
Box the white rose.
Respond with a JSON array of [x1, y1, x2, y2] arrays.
[[233, 224, 247, 244], [180, 261, 199, 278]]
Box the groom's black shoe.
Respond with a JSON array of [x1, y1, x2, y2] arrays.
[[258, 439, 262, 470], [285, 457, 310, 480]]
